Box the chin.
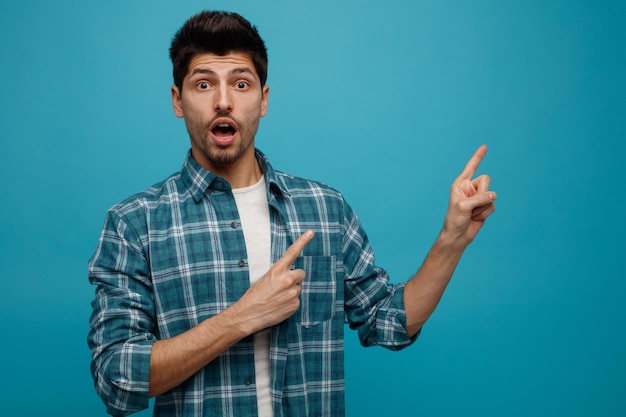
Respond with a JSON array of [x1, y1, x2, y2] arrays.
[[207, 144, 249, 165]]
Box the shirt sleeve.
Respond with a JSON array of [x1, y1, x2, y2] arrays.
[[87, 207, 156, 416], [341, 201, 419, 350]]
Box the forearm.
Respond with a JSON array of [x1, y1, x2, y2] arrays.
[[403, 231, 467, 337], [149, 305, 251, 397]]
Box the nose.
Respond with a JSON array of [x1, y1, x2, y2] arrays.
[[214, 85, 233, 112]]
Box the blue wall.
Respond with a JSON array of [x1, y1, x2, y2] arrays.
[[1, 0, 624, 415]]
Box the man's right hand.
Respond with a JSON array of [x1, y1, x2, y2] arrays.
[[149, 230, 315, 397], [236, 230, 315, 334]]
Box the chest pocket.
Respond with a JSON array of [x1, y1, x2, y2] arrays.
[[293, 255, 337, 328]]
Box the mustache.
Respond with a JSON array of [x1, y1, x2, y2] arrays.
[[209, 112, 239, 127]]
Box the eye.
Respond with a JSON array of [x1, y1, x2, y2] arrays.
[[197, 81, 210, 90], [234, 81, 249, 89]]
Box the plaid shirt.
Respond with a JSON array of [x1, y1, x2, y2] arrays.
[[88, 150, 416, 417]]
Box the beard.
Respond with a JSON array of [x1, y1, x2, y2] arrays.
[[198, 136, 250, 165], [186, 112, 260, 166]]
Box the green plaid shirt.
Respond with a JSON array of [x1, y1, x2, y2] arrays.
[[88, 150, 416, 417]]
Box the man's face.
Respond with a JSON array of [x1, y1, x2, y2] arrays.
[[172, 52, 269, 171]]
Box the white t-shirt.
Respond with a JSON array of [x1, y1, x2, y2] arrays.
[[232, 176, 273, 417]]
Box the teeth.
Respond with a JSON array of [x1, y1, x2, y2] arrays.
[[218, 124, 230, 128]]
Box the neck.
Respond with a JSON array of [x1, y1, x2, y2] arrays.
[[221, 158, 263, 189]]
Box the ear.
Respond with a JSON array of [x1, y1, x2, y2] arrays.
[[260, 85, 270, 117], [171, 85, 184, 118]]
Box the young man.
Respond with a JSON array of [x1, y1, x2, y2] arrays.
[[88, 10, 496, 417]]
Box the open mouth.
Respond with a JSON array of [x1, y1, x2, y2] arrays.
[[210, 118, 238, 144], [213, 123, 236, 137]]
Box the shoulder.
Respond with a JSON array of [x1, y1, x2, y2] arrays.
[[107, 171, 185, 220], [258, 149, 344, 202], [274, 170, 344, 201], [270, 170, 360, 225]]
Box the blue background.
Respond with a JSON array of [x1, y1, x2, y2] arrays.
[[1, 0, 624, 415]]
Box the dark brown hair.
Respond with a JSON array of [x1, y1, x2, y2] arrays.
[[169, 11, 268, 92]]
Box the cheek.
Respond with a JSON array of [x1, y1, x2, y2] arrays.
[[240, 108, 262, 131], [183, 110, 209, 138], [182, 101, 209, 124], [245, 100, 266, 120]]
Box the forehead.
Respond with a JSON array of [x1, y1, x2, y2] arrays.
[[186, 52, 258, 79]]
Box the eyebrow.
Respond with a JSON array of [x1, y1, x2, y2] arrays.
[[189, 67, 256, 78]]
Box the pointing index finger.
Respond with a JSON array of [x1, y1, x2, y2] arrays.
[[274, 230, 315, 271], [460, 145, 488, 179]]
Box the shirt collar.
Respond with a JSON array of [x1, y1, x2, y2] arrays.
[[180, 149, 290, 202]]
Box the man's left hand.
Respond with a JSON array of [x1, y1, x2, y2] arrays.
[[441, 145, 497, 247]]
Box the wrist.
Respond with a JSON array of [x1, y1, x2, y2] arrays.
[[213, 303, 254, 339], [436, 227, 470, 253]]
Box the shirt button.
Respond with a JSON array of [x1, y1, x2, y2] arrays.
[[238, 259, 246, 267], [244, 377, 251, 386], [216, 182, 224, 190], [231, 221, 238, 229]]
